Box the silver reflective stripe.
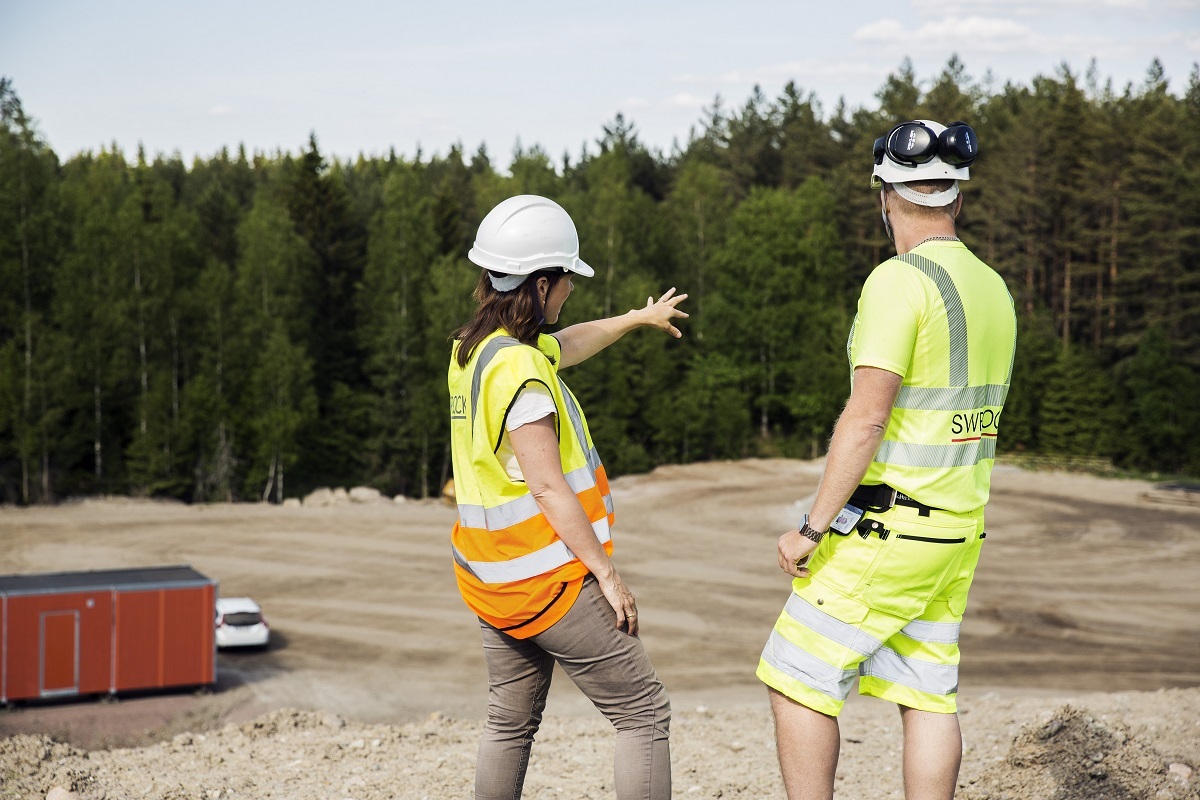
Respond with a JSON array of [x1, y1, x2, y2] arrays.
[[451, 545, 479, 579], [900, 619, 961, 644], [458, 504, 487, 530], [859, 645, 958, 696], [560, 380, 614, 512], [896, 253, 968, 388], [558, 378, 604, 476], [569, 462, 614, 514], [876, 437, 997, 468], [459, 467, 600, 530], [1006, 294, 1017, 385], [471, 336, 521, 429], [845, 316, 857, 367], [784, 593, 882, 657], [563, 464, 598, 494], [454, 516, 612, 584], [761, 630, 859, 701], [457, 492, 541, 532], [894, 384, 1009, 411]]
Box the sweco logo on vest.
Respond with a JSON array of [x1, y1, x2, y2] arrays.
[[950, 409, 1000, 441]]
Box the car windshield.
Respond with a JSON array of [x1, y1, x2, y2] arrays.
[[223, 611, 262, 626]]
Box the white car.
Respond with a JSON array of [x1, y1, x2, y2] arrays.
[[215, 597, 270, 649]]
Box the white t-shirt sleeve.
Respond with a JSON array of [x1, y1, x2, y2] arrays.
[[498, 384, 557, 481], [505, 384, 557, 430]]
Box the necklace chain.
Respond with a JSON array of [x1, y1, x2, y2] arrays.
[[919, 235, 960, 245]]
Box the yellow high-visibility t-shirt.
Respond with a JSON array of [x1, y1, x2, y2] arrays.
[[848, 240, 1017, 513]]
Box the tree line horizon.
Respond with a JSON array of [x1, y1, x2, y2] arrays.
[[1, 55, 1198, 506]]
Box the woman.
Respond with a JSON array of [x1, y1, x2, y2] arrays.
[[448, 194, 687, 800]]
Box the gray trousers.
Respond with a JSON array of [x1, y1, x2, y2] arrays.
[[475, 576, 672, 800]]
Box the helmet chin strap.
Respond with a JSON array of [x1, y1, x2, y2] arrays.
[[534, 294, 546, 327], [881, 191, 895, 242], [533, 278, 550, 327]]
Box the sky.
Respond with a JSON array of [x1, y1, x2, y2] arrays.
[[2, 0, 1198, 170]]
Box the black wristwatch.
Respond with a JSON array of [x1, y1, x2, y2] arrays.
[[798, 514, 827, 544]]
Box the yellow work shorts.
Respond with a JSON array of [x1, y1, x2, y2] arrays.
[[757, 503, 985, 717]]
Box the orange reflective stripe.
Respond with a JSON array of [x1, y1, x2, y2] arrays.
[[595, 464, 610, 492], [575, 484, 608, 520]]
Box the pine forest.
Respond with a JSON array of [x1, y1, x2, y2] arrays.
[[1, 56, 1198, 505]]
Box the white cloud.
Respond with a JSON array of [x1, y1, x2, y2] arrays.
[[208, 105, 234, 116], [910, 0, 1148, 12], [691, 60, 878, 87], [624, 96, 650, 109], [667, 92, 709, 108], [855, 16, 1036, 52]]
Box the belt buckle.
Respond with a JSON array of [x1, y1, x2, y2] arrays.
[[888, 486, 898, 509], [856, 518, 890, 540]]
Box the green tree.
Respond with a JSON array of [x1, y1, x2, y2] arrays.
[[249, 320, 316, 502], [0, 78, 61, 502], [708, 180, 848, 450], [284, 137, 369, 489], [359, 162, 440, 496], [1118, 61, 1192, 359], [1117, 327, 1193, 473], [1038, 345, 1118, 457], [53, 149, 140, 495], [666, 157, 736, 338], [122, 151, 203, 496], [233, 193, 318, 500]]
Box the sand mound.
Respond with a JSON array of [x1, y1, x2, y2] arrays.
[[962, 704, 1199, 800]]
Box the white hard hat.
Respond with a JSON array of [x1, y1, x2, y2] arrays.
[[468, 195, 593, 290], [871, 120, 976, 206]]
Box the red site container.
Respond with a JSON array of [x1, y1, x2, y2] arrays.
[[0, 565, 217, 703]]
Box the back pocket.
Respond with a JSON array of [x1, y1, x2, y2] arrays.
[[861, 514, 977, 620]]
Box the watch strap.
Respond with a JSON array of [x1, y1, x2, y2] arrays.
[[799, 514, 826, 544]]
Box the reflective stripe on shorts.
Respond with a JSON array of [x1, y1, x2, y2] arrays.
[[859, 646, 959, 697], [758, 504, 984, 716]]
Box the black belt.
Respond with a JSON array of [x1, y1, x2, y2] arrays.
[[849, 483, 944, 517]]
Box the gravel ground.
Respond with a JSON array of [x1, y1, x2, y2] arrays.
[[3, 688, 1198, 799], [3, 460, 1199, 799]]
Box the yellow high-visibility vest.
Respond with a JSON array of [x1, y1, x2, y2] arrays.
[[448, 330, 615, 637]]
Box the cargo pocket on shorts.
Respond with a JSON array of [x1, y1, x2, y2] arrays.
[[807, 517, 891, 601], [861, 514, 977, 620], [944, 533, 985, 618]]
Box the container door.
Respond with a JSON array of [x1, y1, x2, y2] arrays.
[[40, 611, 79, 696]]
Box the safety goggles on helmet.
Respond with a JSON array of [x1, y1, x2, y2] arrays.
[[873, 120, 977, 169]]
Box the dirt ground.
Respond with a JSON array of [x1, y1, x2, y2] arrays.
[[1, 458, 1199, 799]]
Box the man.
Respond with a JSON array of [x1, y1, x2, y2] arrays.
[[757, 119, 1017, 800]]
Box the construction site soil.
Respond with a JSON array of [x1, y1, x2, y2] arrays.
[[1, 459, 1198, 799]]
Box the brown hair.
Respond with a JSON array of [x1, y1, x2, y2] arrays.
[[452, 269, 567, 368], [884, 179, 959, 221]]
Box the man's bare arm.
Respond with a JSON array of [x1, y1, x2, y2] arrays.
[[776, 366, 902, 576]]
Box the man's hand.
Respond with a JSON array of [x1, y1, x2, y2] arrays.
[[777, 529, 818, 578]]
